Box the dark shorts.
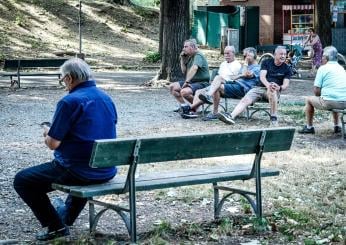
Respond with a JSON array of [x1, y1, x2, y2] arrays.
[[179, 80, 209, 94], [223, 82, 246, 99]]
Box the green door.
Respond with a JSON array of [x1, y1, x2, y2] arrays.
[[192, 10, 208, 45], [245, 7, 259, 48], [207, 12, 229, 48]]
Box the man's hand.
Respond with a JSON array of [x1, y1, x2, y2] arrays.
[[182, 81, 190, 88], [269, 82, 280, 92]]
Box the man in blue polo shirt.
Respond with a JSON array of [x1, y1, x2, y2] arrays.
[[13, 58, 117, 241]]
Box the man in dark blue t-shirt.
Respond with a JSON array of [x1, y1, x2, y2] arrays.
[[13, 58, 117, 241], [217, 46, 291, 126]]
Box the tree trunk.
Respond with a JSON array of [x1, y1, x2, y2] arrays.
[[159, 0, 164, 57], [315, 0, 332, 47], [158, 0, 190, 82]]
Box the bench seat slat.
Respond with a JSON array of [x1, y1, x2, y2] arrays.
[[53, 165, 279, 198]]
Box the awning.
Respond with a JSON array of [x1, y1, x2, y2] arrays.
[[282, 4, 314, 10]]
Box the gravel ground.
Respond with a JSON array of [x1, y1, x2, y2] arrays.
[[0, 72, 345, 244]]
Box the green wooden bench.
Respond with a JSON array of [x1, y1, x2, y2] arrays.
[[332, 109, 346, 139], [53, 127, 295, 242], [0, 58, 68, 88]]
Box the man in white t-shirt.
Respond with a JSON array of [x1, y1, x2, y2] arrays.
[[181, 45, 241, 119], [298, 46, 346, 135]]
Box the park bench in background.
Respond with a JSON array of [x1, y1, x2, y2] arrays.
[[0, 58, 68, 88], [53, 127, 295, 242]]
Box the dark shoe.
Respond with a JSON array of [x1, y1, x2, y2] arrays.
[[334, 126, 342, 134], [198, 93, 213, 105], [181, 105, 191, 115], [173, 107, 182, 113], [298, 125, 315, 134], [217, 112, 235, 125], [202, 113, 218, 121], [181, 111, 198, 119], [270, 116, 279, 127], [36, 226, 69, 241]]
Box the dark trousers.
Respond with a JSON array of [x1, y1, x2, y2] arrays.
[[13, 160, 111, 230]]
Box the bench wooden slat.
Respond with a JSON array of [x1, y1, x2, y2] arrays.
[[90, 128, 295, 168], [3, 58, 68, 69], [53, 165, 279, 198]]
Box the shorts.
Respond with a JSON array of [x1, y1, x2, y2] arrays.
[[245, 86, 280, 103], [179, 80, 209, 94], [223, 82, 246, 99], [309, 96, 346, 110]]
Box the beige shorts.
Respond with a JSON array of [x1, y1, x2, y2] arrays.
[[309, 96, 346, 110], [245, 86, 280, 102]]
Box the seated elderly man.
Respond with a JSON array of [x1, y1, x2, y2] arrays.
[[181, 45, 245, 119], [217, 45, 291, 126], [298, 46, 346, 134]]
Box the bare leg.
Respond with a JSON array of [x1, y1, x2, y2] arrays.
[[191, 89, 206, 111], [169, 82, 185, 104], [230, 95, 255, 119], [212, 88, 221, 114], [332, 111, 339, 126], [305, 96, 315, 126], [207, 75, 224, 96], [181, 87, 194, 104], [267, 89, 278, 116]]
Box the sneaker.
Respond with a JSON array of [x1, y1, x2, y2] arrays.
[[270, 116, 279, 127], [181, 111, 198, 119], [334, 126, 342, 134], [298, 125, 315, 134], [198, 92, 213, 105], [202, 113, 218, 121], [217, 112, 235, 125], [36, 226, 69, 241], [181, 105, 191, 115], [173, 107, 182, 113]]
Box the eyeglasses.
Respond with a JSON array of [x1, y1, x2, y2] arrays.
[[59, 74, 68, 83]]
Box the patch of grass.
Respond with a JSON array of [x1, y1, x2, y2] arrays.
[[239, 196, 252, 214], [218, 217, 234, 235], [152, 220, 173, 238], [143, 50, 160, 63], [15, 12, 26, 27]]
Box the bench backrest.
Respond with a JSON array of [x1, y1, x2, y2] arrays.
[[90, 127, 295, 168], [3, 58, 68, 69]]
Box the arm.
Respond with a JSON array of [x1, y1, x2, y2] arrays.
[[180, 52, 189, 74], [182, 64, 198, 87], [259, 70, 271, 88], [314, 86, 321, 96], [280, 78, 290, 91], [43, 126, 61, 150], [309, 35, 320, 46]]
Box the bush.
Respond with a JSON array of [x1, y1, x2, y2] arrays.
[[143, 51, 160, 63]]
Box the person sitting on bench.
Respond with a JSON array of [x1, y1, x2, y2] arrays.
[[13, 58, 118, 241], [180, 45, 243, 119], [218, 45, 291, 126], [169, 39, 210, 114], [298, 46, 346, 135]]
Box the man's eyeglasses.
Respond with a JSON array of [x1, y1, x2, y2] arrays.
[[59, 74, 68, 83]]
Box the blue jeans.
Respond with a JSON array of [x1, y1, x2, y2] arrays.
[[13, 160, 112, 230]]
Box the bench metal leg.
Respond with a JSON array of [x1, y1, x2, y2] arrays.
[[341, 113, 346, 139]]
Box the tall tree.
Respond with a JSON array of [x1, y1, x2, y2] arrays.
[[158, 0, 190, 82], [315, 0, 332, 47]]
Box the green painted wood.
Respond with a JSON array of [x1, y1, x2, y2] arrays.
[[52, 165, 279, 198], [4, 58, 68, 69], [90, 128, 295, 168]]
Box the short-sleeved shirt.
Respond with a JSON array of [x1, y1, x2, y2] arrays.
[[314, 61, 346, 101], [218, 60, 242, 81], [48, 80, 118, 180], [236, 63, 261, 93], [187, 51, 210, 83], [260, 59, 291, 86]]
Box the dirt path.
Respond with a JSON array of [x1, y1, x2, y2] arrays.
[[0, 72, 345, 244]]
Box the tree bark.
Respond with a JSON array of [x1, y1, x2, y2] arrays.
[[158, 0, 190, 82], [159, 0, 164, 57], [315, 0, 332, 47]]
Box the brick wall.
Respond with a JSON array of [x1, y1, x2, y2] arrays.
[[221, 0, 274, 44]]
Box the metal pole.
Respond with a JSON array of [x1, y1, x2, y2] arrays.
[[79, 0, 82, 54]]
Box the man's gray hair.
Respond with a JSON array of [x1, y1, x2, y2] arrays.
[[243, 47, 257, 59], [275, 45, 287, 54], [60, 58, 93, 82], [323, 46, 338, 62], [225, 45, 236, 53], [185, 39, 198, 49]]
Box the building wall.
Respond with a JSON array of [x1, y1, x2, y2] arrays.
[[220, 0, 274, 44]]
